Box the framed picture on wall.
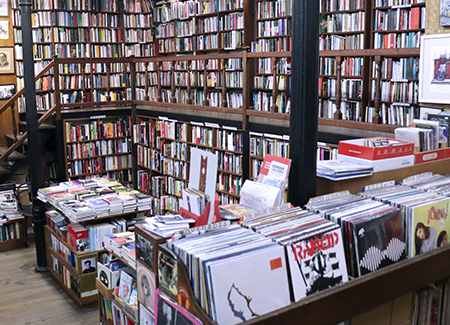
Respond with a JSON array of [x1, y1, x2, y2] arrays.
[[0, 47, 14, 74], [441, 0, 450, 26], [418, 34, 450, 104], [0, 84, 15, 100], [0, 0, 9, 17], [0, 20, 9, 39]]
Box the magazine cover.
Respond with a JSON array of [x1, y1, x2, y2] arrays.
[[351, 208, 406, 276], [286, 225, 348, 302], [158, 250, 178, 296], [411, 197, 450, 257], [206, 244, 290, 325]]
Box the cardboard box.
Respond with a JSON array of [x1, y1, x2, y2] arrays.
[[338, 154, 415, 172], [338, 138, 415, 160]]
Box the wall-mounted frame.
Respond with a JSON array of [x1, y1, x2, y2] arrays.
[[0, 47, 14, 74], [0, 0, 9, 17], [0, 20, 8, 39], [419, 34, 450, 104], [0, 84, 15, 100], [441, 0, 450, 26]]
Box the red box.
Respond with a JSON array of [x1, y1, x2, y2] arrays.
[[338, 138, 415, 160], [415, 148, 446, 165]]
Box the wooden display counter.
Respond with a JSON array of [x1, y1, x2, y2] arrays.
[[316, 158, 450, 196]]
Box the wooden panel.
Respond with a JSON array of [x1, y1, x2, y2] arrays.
[[0, 13, 17, 146]]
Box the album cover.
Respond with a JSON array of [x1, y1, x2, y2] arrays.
[[154, 289, 204, 325], [158, 250, 178, 296], [206, 244, 290, 325], [137, 261, 157, 314], [410, 197, 450, 257], [351, 207, 406, 276], [286, 225, 348, 302], [136, 233, 154, 270]]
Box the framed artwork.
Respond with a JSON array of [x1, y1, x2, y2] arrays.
[[441, 0, 450, 26], [0, 20, 8, 39], [418, 34, 450, 104], [0, 0, 9, 17], [0, 47, 14, 74], [0, 84, 15, 100]]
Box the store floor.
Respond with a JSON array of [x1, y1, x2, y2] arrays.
[[0, 230, 98, 324]]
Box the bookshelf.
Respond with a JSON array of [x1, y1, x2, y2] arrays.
[[12, 0, 155, 112], [0, 219, 25, 251], [135, 115, 244, 211], [44, 225, 99, 308], [64, 116, 133, 184]]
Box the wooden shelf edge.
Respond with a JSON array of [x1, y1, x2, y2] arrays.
[[0, 238, 25, 251], [242, 244, 450, 325], [318, 117, 397, 133]]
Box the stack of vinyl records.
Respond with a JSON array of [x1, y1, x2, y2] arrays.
[[240, 206, 348, 301], [118, 194, 137, 213], [85, 198, 110, 217], [361, 183, 450, 257], [317, 159, 374, 181], [133, 192, 152, 211], [167, 223, 291, 324], [144, 215, 194, 238], [305, 192, 406, 277], [59, 200, 96, 223], [406, 173, 450, 195]]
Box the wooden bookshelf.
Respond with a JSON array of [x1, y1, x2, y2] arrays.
[[0, 218, 25, 251], [63, 115, 133, 183]]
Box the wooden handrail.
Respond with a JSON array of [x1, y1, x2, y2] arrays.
[[0, 105, 58, 164], [0, 60, 55, 117]]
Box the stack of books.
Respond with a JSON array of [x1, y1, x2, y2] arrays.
[[118, 194, 137, 213], [37, 185, 66, 202], [143, 215, 195, 238], [102, 195, 124, 214], [133, 193, 152, 211], [85, 197, 110, 217], [60, 200, 96, 223], [0, 189, 23, 221]]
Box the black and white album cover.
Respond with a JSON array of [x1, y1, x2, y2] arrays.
[[136, 233, 154, 270], [286, 225, 348, 302]]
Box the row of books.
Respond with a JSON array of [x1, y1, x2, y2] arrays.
[[67, 155, 132, 177], [155, 1, 195, 23], [257, 0, 292, 19], [320, 56, 363, 77], [31, 28, 53, 43], [90, 13, 122, 27], [195, 0, 244, 15], [66, 138, 131, 160], [217, 173, 242, 196], [257, 18, 292, 37], [375, 80, 419, 104], [250, 132, 290, 158], [319, 11, 365, 33], [374, 7, 425, 31], [253, 91, 290, 113], [322, 78, 362, 99], [123, 13, 153, 28], [372, 56, 420, 80], [320, 33, 365, 51], [124, 29, 154, 43], [321, 0, 364, 12], [53, 27, 90, 43], [65, 117, 131, 143], [125, 43, 156, 57], [374, 0, 425, 6], [373, 31, 422, 49]]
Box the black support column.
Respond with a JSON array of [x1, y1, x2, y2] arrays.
[[20, 0, 47, 271], [288, 0, 320, 207]]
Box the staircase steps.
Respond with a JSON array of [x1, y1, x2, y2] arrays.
[[4, 134, 28, 145], [0, 166, 10, 175], [0, 147, 26, 161], [18, 121, 56, 130]]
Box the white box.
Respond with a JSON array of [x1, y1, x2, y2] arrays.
[[337, 154, 415, 172]]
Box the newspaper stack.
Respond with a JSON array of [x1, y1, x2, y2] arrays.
[[143, 215, 195, 238]]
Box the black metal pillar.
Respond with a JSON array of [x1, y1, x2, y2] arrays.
[[20, 0, 47, 272], [288, 0, 320, 207]]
